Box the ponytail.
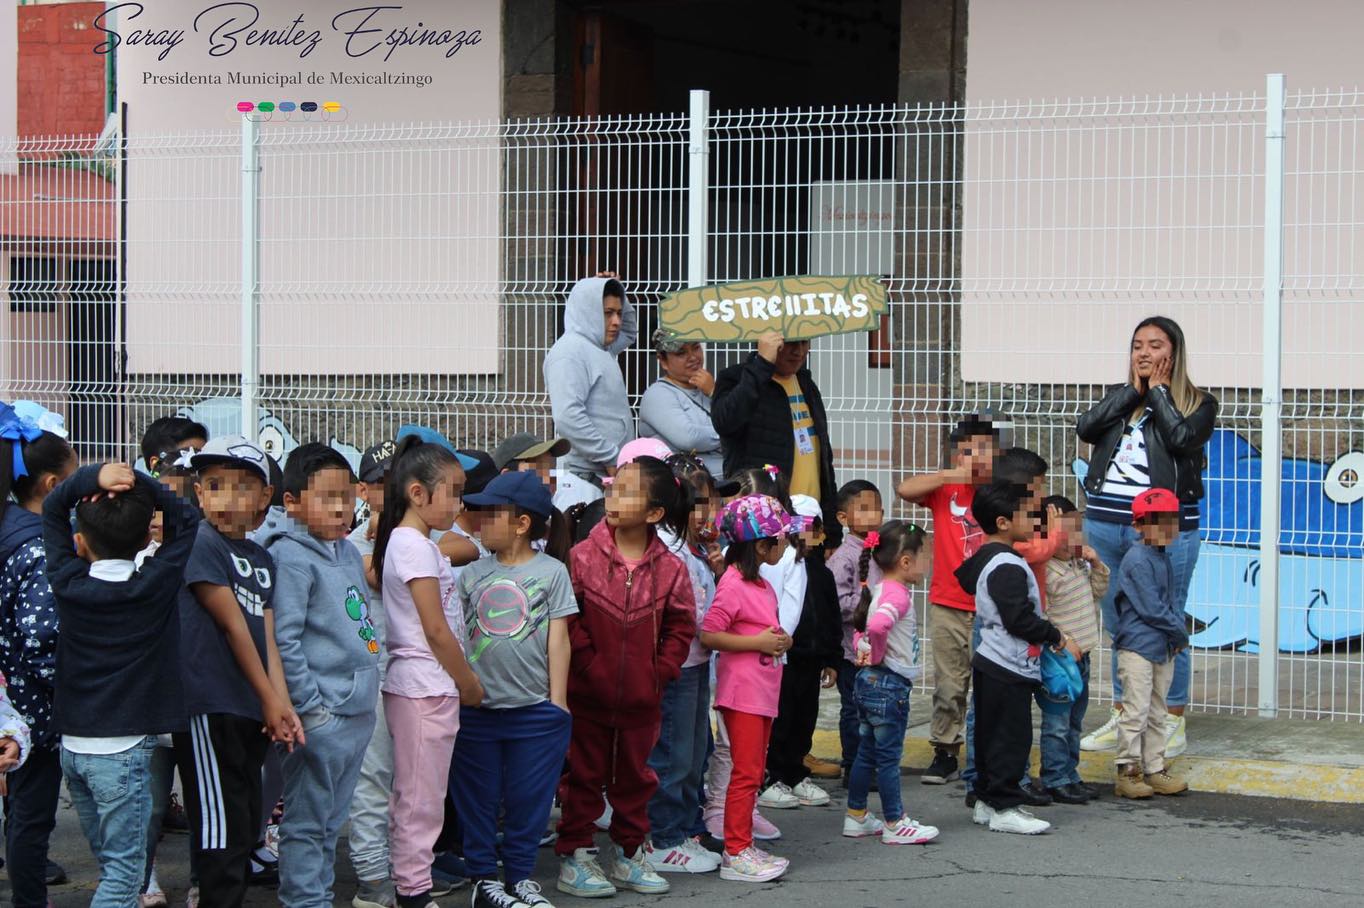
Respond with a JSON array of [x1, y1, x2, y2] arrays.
[[633, 455, 693, 540], [372, 436, 461, 585], [0, 429, 76, 523]]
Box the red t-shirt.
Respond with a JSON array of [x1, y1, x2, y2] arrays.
[[916, 483, 984, 611]]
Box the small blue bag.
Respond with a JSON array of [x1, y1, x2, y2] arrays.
[[1039, 647, 1084, 714]]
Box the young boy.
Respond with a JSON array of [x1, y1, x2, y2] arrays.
[[895, 415, 1000, 784], [826, 479, 884, 782], [262, 443, 381, 906], [43, 461, 199, 904], [176, 435, 304, 908], [347, 439, 400, 908], [953, 480, 1079, 835], [1038, 496, 1108, 804], [1112, 488, 1189, 800], [490, 431, 571, 496], [140, 415, 209, 477]]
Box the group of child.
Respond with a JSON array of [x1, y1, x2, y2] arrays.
[[0, 403, 1192, 908]]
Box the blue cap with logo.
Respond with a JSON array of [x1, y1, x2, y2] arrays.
[[396, 423, 479, 471], [463, 469, 554, 518]]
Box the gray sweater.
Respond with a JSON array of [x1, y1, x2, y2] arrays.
[[261, 515, 380, 724], [543, 277, 638, 475], [1112, 543, 1189, 663], [638, 379, 724, 477]]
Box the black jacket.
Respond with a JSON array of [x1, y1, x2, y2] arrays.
[[787, 550, 842, 671], [1076, 383, 1218, 504], [711, 353, 842, 547], [45, 465, 200, 737]]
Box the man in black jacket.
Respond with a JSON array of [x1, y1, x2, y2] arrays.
[[711, 331, 841, 547]]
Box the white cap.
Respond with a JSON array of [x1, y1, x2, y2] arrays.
[[190, 435, 270, 484], [790, 494, 822, 520]]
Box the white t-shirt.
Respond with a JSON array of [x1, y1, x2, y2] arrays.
[[381, 527, 466, 699]]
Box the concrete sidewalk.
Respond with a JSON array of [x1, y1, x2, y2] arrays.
[[810, 688, 1364, 803]]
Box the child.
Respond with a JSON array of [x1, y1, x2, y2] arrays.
[[843, 520, 939, 845], [826, 479, 884, 783], [263, 443, 381, 906], [372, 437, 485, 908], [555, 456, 694, 899], [1112, 488, 1189, 800], [347, 440, 400, 908], [895, 416, 1000, 785], [44, 460, 200, 904], [490, 431, 571, 496], [644, 455, 724, 875], [953, 481, 1080, 835], [438, 448, 498, 571], [139, 415, 209, 477], [450, 470, 576, 908], [699, 495, 798, 883], [1038, 496, 1108, 804], [0, 414, 75, 908], [761, 494, 839, 810], [175, 436, 303, 908]]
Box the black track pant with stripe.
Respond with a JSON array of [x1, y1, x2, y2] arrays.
[[173, 713, 269, 908]]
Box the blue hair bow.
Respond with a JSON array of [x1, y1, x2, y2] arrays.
[[0, 415, 43, 479]]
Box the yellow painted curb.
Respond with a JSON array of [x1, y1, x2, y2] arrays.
[[808, 729, 1364, 804]]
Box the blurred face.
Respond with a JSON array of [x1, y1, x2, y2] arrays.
[[955, 436, 998, 484], [894, 547, 931, 585], [604, 463, 661, 530], [1138, 513, 1180, 547], [774, 340, 811, 377], [195, 465, 272, 539], [478, 505, 528, 553], [757, 535, 788, 566], [516, 454, 556, 494], [357, 477, 386, 519], [286, 467, 356, 542], [688, 483, 716, 543], [602, 295, 624, 347], [409, 464, 465, 533], [1131, 325, 1173, 382], [1064, 514, 1086, 555], [995, 504, 1037, 544], [798, 522, 825, 550], [149, 474, 193, 544], [839, 491, 884, 537], [659, 343, 704, 384]]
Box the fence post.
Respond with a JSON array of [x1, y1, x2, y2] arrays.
[[687, 89, 710, 288], [1258, 73, 1286, 718], [240, 113, 261, 443]]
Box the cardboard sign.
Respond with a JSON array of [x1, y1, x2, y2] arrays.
[[658, 275, 888, 343]]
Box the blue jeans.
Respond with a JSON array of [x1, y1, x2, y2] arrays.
[[847, 667, 911, 822], [1086, 518, 1199, 707], [836, 659, 862, 769], [961, 618, 983, 787], [62, 737, 159, 908], [647, 664, 711, 849], [1038, 654, 1090, 788]]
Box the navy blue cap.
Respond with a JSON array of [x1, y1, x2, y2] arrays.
[[395, 424, 479, 471], [463, 469, 554, 518]]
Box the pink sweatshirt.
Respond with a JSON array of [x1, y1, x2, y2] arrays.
[[702, 566, 784, 718]]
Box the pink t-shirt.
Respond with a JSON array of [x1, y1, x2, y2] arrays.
[[702, 566, 783, 718], [381, 526, 466, 698]]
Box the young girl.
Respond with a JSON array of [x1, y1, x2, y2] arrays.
[[844, 520, 940, 845], [644, 455, 724, 875], [450, 470, 575, 908], [372, 437, 485, 908], [0, 412, 76, 908], [555, 456, 695, 900], [700, 495, 800, 883]]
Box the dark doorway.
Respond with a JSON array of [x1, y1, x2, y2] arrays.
[[67, 258, 119, 461]]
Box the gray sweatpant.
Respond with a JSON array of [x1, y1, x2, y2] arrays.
[[348, 692, 394, 882]]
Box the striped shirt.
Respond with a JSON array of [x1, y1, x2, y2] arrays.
[[1086, 410, 1199, 531], [1044, 556, 1109, 653]]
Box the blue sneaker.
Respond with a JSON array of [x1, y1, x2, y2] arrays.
[[608, 844, 670, 895], [429, 851, 468, 896], [557, 848, 617, 899]]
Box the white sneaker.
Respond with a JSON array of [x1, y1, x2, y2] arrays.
[[1165, 713, 1188, 759], [971, 801, 992, 826], [988, 807, 1051, 835], [842, 811, 885, 838], [720, 847, 789, 883], [1080, 708, 1121, 751], [882, 817, 940, 845], [791, 779, 831, 807], [757, 782, 801, 810], [645, 839, 720, 874]]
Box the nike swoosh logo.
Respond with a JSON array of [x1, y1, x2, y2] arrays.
[[487, 607, 517, 618]]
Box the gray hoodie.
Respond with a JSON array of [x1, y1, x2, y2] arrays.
[[261, 514, 380, 724], [543, 277, 638, 475]]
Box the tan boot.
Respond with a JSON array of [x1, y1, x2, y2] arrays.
[[803, 753, 843, 779], [1145, 769, 1189, 796], [1114, 766, 1154, 799]]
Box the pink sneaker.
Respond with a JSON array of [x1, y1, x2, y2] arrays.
[[703, 807, 724, 840], [751, 809, 781, 841]]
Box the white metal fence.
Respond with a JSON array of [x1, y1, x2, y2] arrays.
[[2, 76, 1361, 721]]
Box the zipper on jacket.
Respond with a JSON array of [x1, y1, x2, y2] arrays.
[[615, 567, 634, 726]]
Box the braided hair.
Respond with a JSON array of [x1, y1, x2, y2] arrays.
[[852, 520, 927, 633]]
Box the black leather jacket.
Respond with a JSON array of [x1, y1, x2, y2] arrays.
[[1076, 383, 1218, 503]]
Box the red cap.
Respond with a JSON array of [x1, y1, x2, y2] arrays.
[[1131, 488, 1180, 521]]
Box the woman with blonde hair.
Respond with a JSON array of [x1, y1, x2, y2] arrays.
[[1074, 316, 1217, 758]]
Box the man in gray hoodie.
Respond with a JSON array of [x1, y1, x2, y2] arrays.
[[543, 274, 638, 509], [262, 442, 380, 908]]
